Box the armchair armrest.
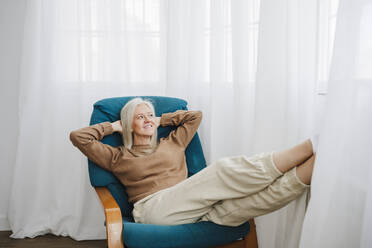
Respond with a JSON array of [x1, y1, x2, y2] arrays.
[[95, 186, 124, 248]]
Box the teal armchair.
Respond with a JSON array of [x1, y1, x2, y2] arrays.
[[88, 96, 258, 248]]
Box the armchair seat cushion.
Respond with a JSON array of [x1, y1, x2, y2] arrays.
[[123, 220, 251, 248]]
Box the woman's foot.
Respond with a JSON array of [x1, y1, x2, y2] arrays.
[[273, 140, 314, 174], [296, 154, 316, 185]]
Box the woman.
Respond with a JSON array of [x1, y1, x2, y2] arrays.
[[70, 97, 315, 227]]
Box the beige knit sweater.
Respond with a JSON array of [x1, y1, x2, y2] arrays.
[[70, 110, 202, 203]]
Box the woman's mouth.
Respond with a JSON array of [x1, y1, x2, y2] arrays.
[[143, 124, 153, 129]]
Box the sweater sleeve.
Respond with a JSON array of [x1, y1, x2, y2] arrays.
[[69, 122, 121, 171], [160, 110, 202, 148]]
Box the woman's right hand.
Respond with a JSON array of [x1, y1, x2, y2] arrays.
[[111, 120, 123, 133], [155, 116, 161, 128]]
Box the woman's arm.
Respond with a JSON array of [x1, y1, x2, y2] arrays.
[[70, 122, 122, 171], [160, 110, 202, 148]]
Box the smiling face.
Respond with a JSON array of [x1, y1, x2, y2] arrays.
[[132, 103, 156, 144]]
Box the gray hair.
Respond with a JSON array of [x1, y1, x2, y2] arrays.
[[120, 98, 158, 149]]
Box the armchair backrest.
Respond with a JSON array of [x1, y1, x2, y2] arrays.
[[88, 96, 207, 219]]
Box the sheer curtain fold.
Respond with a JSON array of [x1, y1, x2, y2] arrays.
[[300, 0, 372, 247], [252, 1, 319, 247], [10, 0, 327, 247], [9, 1, 108, 240]]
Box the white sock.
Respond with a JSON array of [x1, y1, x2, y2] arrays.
[[310, 134, 319, 153]]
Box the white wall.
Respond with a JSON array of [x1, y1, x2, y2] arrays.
[[0, 0, 26, 230]]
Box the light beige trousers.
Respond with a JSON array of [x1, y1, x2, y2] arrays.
[[132, 152, 309, 227]]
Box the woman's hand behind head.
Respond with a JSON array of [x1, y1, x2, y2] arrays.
[[111, 120, 123, 134], [155, 116, 161, 128]]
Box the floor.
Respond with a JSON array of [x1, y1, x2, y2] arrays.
[[0, 231, 106, 248]]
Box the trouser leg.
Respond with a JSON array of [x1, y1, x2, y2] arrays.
[[200, 166, 310, 226], [132, 152, 283, 225]]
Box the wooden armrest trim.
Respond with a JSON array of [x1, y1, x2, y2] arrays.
[[95, 187, 124, 248]]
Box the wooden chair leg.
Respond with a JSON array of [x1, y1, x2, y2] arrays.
[[244, 219, 258, 248]]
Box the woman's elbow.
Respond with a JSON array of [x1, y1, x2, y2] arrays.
[[69, 131, 79, 146], [195, 111, 202, 120]]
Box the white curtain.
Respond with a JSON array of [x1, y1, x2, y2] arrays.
[[300, 0, 372, 247], [9, 0, 329, 247], [250, 1, 322, 247]]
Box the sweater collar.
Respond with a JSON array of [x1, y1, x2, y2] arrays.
[[132, 144, 152, 149]]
